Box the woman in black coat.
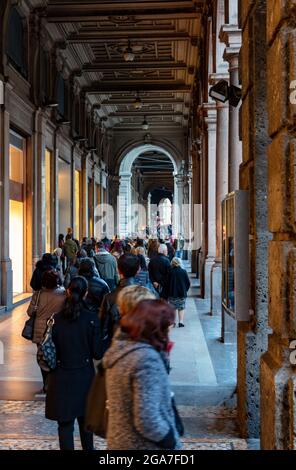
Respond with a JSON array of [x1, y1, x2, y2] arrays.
[[168, 257, 191, 327], [45, 276, 101, 450], [78, 258, 110, 312]]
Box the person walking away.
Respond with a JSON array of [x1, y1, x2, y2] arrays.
[[136, 246, 150, 267], [58, 234, 66, 274], [53, 247, 64, 282], [135, 252, 150, 288], [147, 239, 159, 260], [45, 276, 101, 451], [99, 254, 140, 354], [27, 270, 66, 393], [64, 234, 78, 267], [165, 236, 175, 262], [173, 234, 185, 259], [148, 244, 172, 299], [168, 258, 191, 327], [30, 253, 61, 292], [103, 299, 181, 450], [78, 258, 110, 312], [63, 249, 87, 289], [101, 234, 111, 252], [111, 240, 124, 260], [94, 241, 119, 291]]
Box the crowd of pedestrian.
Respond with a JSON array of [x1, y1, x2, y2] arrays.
[[24, 229, 190, 450]]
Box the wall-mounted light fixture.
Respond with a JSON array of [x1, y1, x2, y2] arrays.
[[209, 80, 242, 107]]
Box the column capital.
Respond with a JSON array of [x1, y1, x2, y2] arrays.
[[220, 25, 242, 66], [209, 72, 229, 85]]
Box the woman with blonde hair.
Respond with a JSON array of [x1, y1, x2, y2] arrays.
[[168, 257, 190, 327], [117, 285, 156, 318]]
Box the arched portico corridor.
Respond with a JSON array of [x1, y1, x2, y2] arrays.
[[0, 0, 295, 454]]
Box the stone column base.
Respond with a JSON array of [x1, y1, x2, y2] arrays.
[[222, 308, 237, 344], [261, 340, 296, 450], [1, 258, 13, 310], [204, 257, 215, 300], [211, 262, 222, 316]]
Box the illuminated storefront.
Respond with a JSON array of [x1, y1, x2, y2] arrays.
[[9, 131, 25, 297]]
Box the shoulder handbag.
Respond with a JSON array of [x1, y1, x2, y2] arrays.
[[85, 361, 108, 438], [22, 291, 41, 341], [37, 314, 57, 371], [85, 346, 150, 438], [160, 353, 184, 437]]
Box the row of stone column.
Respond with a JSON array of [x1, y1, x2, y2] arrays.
[[202, 8, 242, 345]]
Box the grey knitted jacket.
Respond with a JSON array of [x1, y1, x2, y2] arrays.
[[103, 331, 181, 450]]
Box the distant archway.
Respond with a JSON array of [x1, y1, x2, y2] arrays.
[[118, 144, 178, 237]]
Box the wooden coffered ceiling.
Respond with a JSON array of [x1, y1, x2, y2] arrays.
[[44, 0, 205, 131]]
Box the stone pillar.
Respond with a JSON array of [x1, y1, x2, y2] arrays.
[[220, 24, 242, 192], [203, 103, 217, 300], [260, 0, 296, 450], [147, 193, 152, 233], [237, 1, 270, 439], [118, 173, 132, 238], [0, 82, 13, 308], [191, 141, 201, 275], [30, 109, 46, 292], [220, 14, 242, 341], [209, 74, 229, 316]]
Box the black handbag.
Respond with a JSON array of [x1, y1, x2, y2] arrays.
[[85, 361, 108, 438], [37, 314, 57, 371], [22, 291, 41, 341]]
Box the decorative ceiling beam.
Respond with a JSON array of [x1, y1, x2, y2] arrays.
[[85, 83, 192, 93], [108, 111, 184, 117], [101, 98, 186, 105], [81, 62, 188, 72], [67, 32, 197, 43], [45, 2, 201, 22]]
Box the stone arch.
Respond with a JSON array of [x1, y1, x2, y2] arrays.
[[117, 142, 181, 237], [114, 137, 184, 175]]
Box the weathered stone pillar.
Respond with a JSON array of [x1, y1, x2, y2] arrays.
[[0, 82, 13, 308], [220, 24, 242, 192], [219, 9, 242, 341], [209, 74, 229, 315], [260, 0, 296, 450], [203, 103, 217, 299], [238, 0, 269, 438]]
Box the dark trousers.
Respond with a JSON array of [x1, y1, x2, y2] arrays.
[[41, 368, 49, 391], [58, 416, 94, 451]]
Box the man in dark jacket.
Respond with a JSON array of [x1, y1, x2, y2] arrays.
[[64, 234, 78, 266], [94, 241, 119, 291], [148, 244, 172, 299], [99, 253, 140, 354], [78, 259, 110, 312]]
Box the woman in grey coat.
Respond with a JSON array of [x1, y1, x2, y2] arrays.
[[103, 299, 181, 450]]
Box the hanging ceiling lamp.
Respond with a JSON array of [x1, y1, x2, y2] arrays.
[[142, 116, 149, 130], [123, 41, 136, 62], [133, 91, 143, 110]]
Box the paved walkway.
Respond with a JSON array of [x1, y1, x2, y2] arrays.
[[0, 264, 252, 450]]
